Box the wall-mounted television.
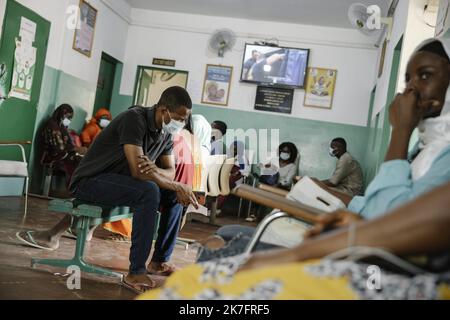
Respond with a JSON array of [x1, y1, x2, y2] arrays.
[[240, 43, 309, 88]]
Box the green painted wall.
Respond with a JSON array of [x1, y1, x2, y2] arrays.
[[110, 63, 133, 118], [0, 0, 50, 161], [192, 104, 370, 181], [26, 66, 96, 194], [362, 36, 403, 187]]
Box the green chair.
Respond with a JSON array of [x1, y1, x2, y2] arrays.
[[31, 199, 160, 280]]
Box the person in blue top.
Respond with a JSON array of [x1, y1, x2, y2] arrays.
[[307, 37, 450, 236]]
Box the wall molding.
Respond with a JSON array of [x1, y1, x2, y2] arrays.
[[100, 0, 132, 24]]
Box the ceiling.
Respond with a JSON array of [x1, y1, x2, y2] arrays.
[[126, 0, 390, 29]]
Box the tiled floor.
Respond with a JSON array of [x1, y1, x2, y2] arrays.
[[0, 196, 255, 300]]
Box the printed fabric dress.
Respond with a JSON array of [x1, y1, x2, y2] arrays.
[[138, 255, 450, 300]]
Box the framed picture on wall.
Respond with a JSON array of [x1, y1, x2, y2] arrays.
[[72, 0, 97, 58], [201, 64, 233, 106], [303, 67, 337, 109]]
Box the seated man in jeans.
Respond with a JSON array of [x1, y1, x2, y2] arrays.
[[17, 86, 199, 293]]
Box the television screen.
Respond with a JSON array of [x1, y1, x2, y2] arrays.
[[240, 44, 309, 88]]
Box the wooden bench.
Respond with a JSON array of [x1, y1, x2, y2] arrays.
[[31, 199, 143, 280]]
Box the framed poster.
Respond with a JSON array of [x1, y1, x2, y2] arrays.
[[201, 64, 233, 106], [303, 67, 337, 109], [72, 0, 97, 57], [254, 85, 294, 114]]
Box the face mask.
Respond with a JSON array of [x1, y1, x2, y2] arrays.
[[99, 119, 110, 128], [162, 110, 184, 135], [62, 118, 71, 127], [329, 147, 336, 157], [211, 128, 223, 142], [280, 152, 290, 161]]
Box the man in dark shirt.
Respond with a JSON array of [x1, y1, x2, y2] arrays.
[[17, 86, 198, 292]]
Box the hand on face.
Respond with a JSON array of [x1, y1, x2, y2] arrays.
[[389, 89, 440, 133]]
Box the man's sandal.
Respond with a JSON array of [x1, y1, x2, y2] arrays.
[[16, 231, 58, 251], [122, 276, 155, 294]]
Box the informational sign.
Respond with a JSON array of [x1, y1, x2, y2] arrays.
[[73, 0, 97, 57], [254, 85, 294, 114], [152, 58, 176, 67], [9, 17, 37, 101]]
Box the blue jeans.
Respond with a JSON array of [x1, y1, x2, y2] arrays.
[[196, 225, 280, 262], [73, 173, 183, 275]]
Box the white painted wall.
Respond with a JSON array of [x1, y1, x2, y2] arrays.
[[120, 8, 378, 127], [0, 0, 131, 85]]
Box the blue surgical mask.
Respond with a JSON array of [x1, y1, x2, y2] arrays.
[[62, 118, 71, 127], [162, 111, 185, 135]]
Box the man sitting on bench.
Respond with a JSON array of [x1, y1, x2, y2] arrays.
[[17, 86, 199, 293]]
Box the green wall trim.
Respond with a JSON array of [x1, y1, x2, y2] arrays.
[[193, 104, 370, 181]]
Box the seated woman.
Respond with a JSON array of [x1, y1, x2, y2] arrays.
[[258, 142, 298, 189], [197, 37, 450, 260], [41, 104, 87, 186], [139, 181, 450, 300], [80, 107, 112, 147]]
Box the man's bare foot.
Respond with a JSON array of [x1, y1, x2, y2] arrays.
[[123, 274, 156, 294], [16, 230, 59, 250], [147, 262, 179, 276]]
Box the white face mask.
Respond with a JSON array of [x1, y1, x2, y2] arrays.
[[211, 128, 223, 142], [99, 119, 110, 128], [162, 110, 185, 135], [62, 118, 71, 127], [329, 147, 336, 157], [280, 152, 290, 161]]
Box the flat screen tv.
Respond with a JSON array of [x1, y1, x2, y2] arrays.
[[240, 43, 309, 88]]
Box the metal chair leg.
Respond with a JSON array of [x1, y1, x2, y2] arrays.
[[243, 211, 289, 255], [23, 177, 29, 222], [43, 169, 52, 197]]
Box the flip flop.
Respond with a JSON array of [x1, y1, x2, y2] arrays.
[[147, 263, 178, 276], [122, 276, 155, 294], [106, 234, 131, 243], [62, 229, 77, 240], [15, 231, 57, 251]]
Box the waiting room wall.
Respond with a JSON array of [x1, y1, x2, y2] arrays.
[[0, 0, 131, 195]]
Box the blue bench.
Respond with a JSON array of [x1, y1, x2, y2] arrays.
[[30, 199, 159, 280]]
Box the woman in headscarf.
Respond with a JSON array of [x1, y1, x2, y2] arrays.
[[42, 104, 87, 185], [80, 107, 112, 147]]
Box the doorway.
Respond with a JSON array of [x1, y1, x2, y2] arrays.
[[93, 52, 118, 115], [133, 66, 189, 107]]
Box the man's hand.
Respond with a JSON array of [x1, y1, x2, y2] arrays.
[[175, 183, 199, 209], [304, 210, 362, 239], [137, 155, 158, 175]]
